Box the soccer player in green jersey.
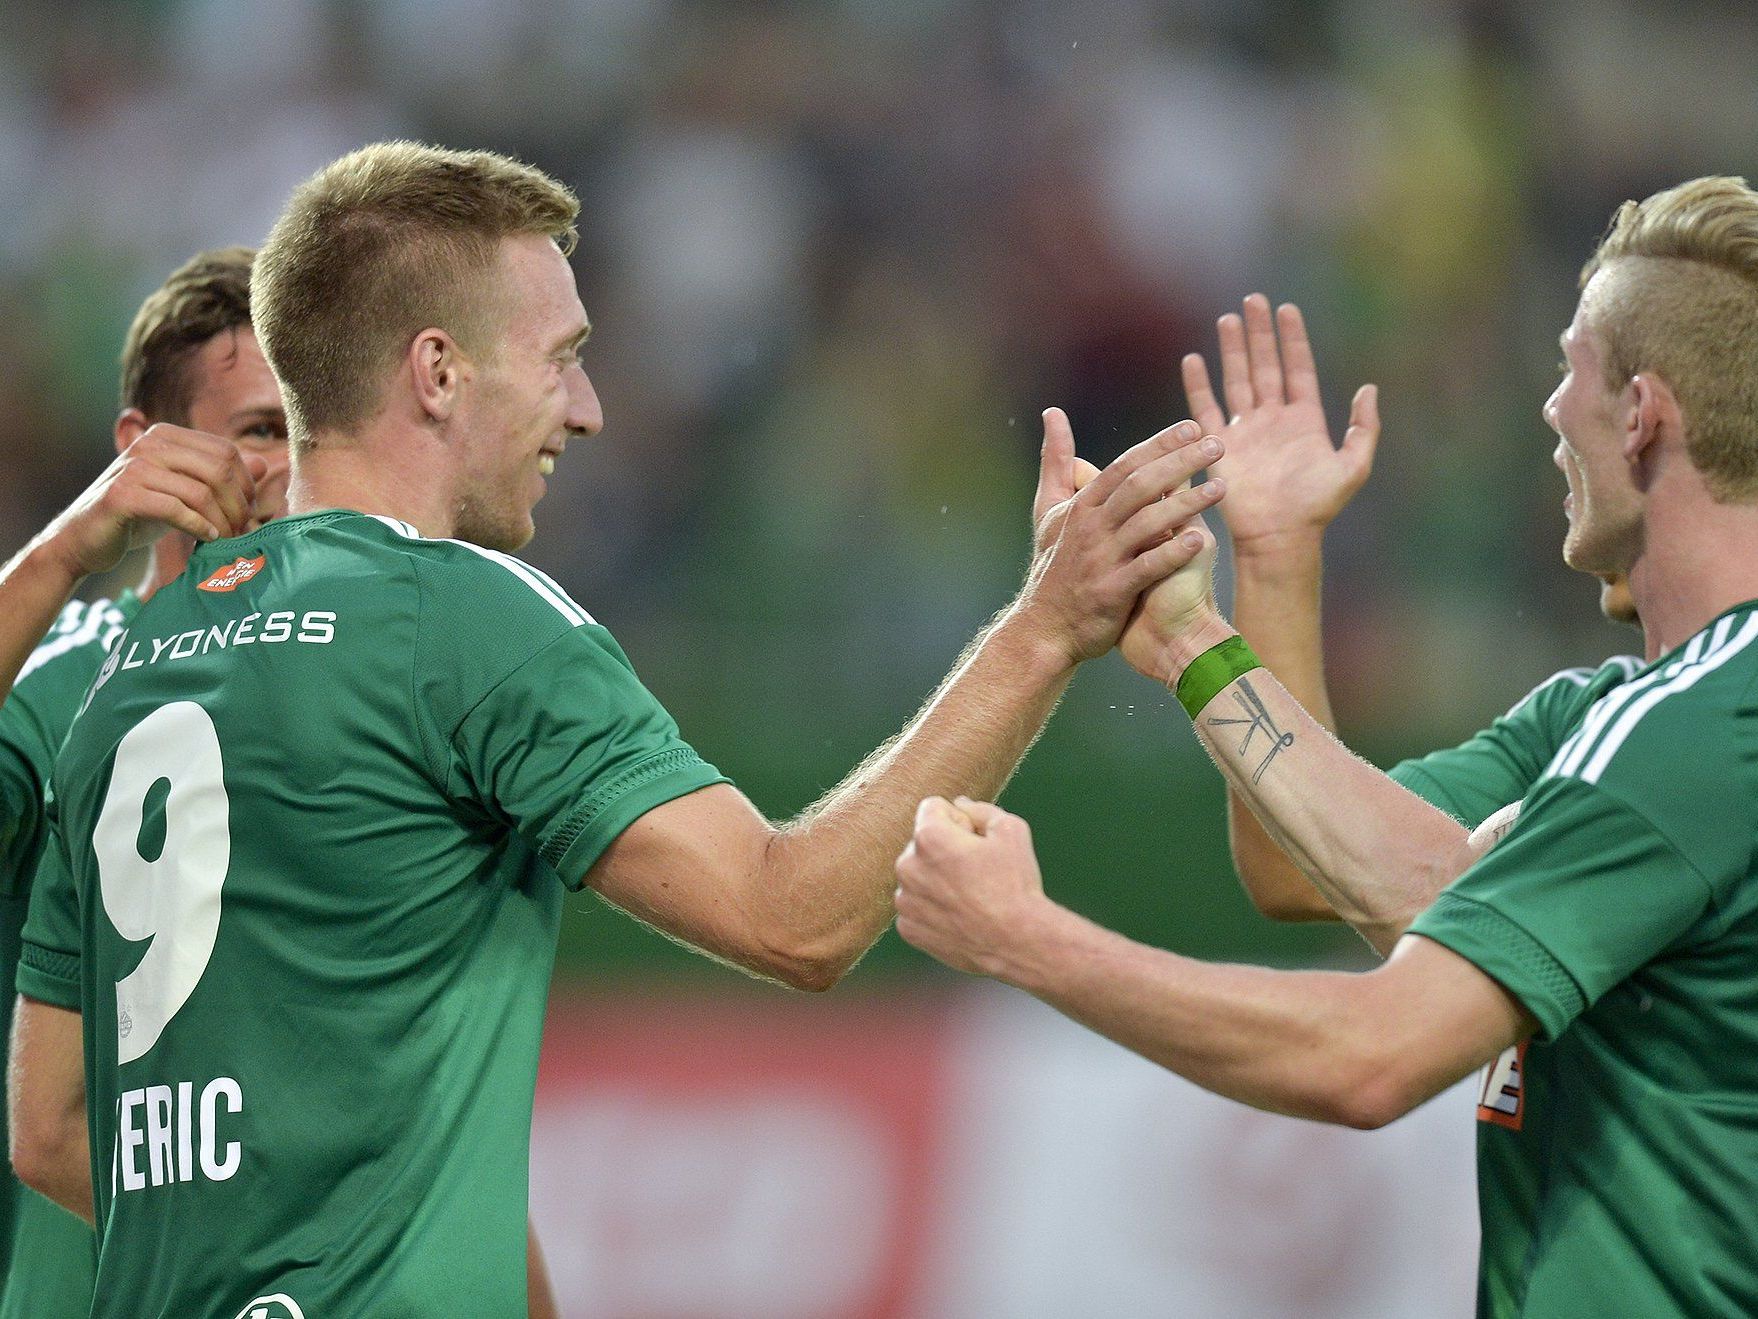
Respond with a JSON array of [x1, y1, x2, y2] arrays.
[[14, 142, 1223, 1317], [0, 248, 287, 1319], [895, 174, 1758, 1316]]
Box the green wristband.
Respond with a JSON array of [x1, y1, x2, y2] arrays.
[[1175, 635, 1262, 719]]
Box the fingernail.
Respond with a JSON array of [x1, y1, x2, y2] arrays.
[[1201, 437, 1222, 458], [1205, 477, 1225, 496], [1184, 531, 1203, 548]]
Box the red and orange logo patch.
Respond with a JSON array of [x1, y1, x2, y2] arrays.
[[1477, 1042, 1527, 1130], [196, 555, 267, 593]]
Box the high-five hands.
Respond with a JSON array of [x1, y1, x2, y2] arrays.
[[1014, 409, 1225, 669], [1118, 296, 1381, 683], [41, 423, 268, 581]]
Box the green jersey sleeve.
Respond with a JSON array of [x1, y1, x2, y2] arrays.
[[1411, 630, 1758, 1039], [1388, 657, 1639, 826], [1409, 777, 1714, 1039], [445, 624, 727, 887], [407, 543, 726, 889], [0, 694, 50, 896], [16, 797, 80, 1010]]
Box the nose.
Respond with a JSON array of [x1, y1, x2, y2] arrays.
[[566, 365, 603, 439], [1541, 383, 1562, 434]]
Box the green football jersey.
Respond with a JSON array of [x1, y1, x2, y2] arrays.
[[0, 596, 129, 1317], [19, 510, 726, 1318], [1411, 602, 1758, 1316], [1388, 655, 1640, 825]]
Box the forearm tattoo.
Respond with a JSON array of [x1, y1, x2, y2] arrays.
[[1204, 677, 1295, 783]]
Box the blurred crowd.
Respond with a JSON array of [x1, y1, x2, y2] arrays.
[[0, 0, 1748, 966]]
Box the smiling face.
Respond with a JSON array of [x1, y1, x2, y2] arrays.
[[446, 234, 602, 552], [1543, 276, 1645, 581]]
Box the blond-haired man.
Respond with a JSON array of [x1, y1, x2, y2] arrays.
[[0, 248, 283, 1319], [896, 175, 1758, 1316], [18, 142, 1222, 1316]]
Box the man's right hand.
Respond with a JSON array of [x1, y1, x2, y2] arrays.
[[41, 424, 264, 581], [1182, 294, 1378, 556], [1012, 410, 1225, 668]]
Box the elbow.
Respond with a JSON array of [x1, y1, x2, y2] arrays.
[[11, 1123, 61, 1201], [1251, 891, 1341, 924], [753, 920, 881, 993], [760, 939, 861, 993], [1308, 1063, 1422, 1131]]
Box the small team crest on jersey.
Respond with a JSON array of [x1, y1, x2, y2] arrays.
[[233, 1295, 305, 1319], [198, 555, 268, 593], [1477, 1042, 1526, 1130]]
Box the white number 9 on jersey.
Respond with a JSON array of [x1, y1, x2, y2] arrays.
[[93, 701, 231, 1065]]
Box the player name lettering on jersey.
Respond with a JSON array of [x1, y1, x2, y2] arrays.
[[111, 1077, 243, 1194]]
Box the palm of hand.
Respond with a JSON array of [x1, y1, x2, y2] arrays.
[[1209, 397, 1356, 544], [1181, 298, 1378, 552]]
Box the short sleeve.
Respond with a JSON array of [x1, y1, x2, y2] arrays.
[[17, 798, 82, 1009], [1409, 776, 1714, 1040], [1387, 662, 1633, 828], [447, 624, 727, 888], [0, 683, 57, 896]]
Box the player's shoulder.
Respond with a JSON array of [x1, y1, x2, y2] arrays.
[[1544, 607, 1758, 790], [1507, 653, 1642, 720], [14, 595, 133, 691], [356, 515, 598, 641]]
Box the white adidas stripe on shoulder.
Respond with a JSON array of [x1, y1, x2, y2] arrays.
[[1547, 613, 1758, 785], [366, 514, 594, 627], [1575, 612, 1758, 785], [17, 598, 127, 684], [1546, 624, 1719, 781]]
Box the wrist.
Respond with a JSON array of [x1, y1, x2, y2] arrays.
[[1229, 527, 1325, 576], [993, 599, 1086, 680], [986, 897, 1085, 994], [1138, 608, 1237, 688], [23, 523, 92, 596]]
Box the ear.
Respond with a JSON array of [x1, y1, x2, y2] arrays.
[[1623, 374, 1681, 467], [409, 329, 468, 424], [114, 408, 149, 455]]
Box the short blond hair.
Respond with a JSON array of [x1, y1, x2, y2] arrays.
[[1582, 175, 1758, 500], [120, 247, 256, 423], [252, 141, 579, 440]]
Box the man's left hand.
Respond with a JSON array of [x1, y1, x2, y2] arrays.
[[894, 797, 1059, 981]]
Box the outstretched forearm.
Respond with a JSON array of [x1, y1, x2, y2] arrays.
[[760, 607, 1076, 978], [1160, 615, 1467, 956], [1226, 537, 1344, 922]]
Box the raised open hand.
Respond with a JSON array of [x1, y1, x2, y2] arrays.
[[1183, 295, 1378, 554]]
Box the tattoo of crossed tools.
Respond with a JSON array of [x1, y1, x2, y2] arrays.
[[1204, 677, 1295, 783]]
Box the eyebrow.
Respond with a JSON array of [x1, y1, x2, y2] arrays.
[[554, 322, 592, 354], [226, 407, 286, 426]]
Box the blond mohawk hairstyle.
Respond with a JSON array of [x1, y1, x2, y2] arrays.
[[251, 141, 580, 443], [1582, 175, 1758, 501]]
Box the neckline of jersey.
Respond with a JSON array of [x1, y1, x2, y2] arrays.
[[186, 509, 377, 562], [1639, 598, 1758, 675]]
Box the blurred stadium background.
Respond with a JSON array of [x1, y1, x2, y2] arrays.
[[1, 0, 1745, 1313]]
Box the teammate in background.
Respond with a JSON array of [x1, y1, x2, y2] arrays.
[[14, 142, 1222, 1317], [4, 250, 561, 1319], [895, 176, 1758, 1315], [1180, 294, 1638, 923], [0, 249, 276, 1319]]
